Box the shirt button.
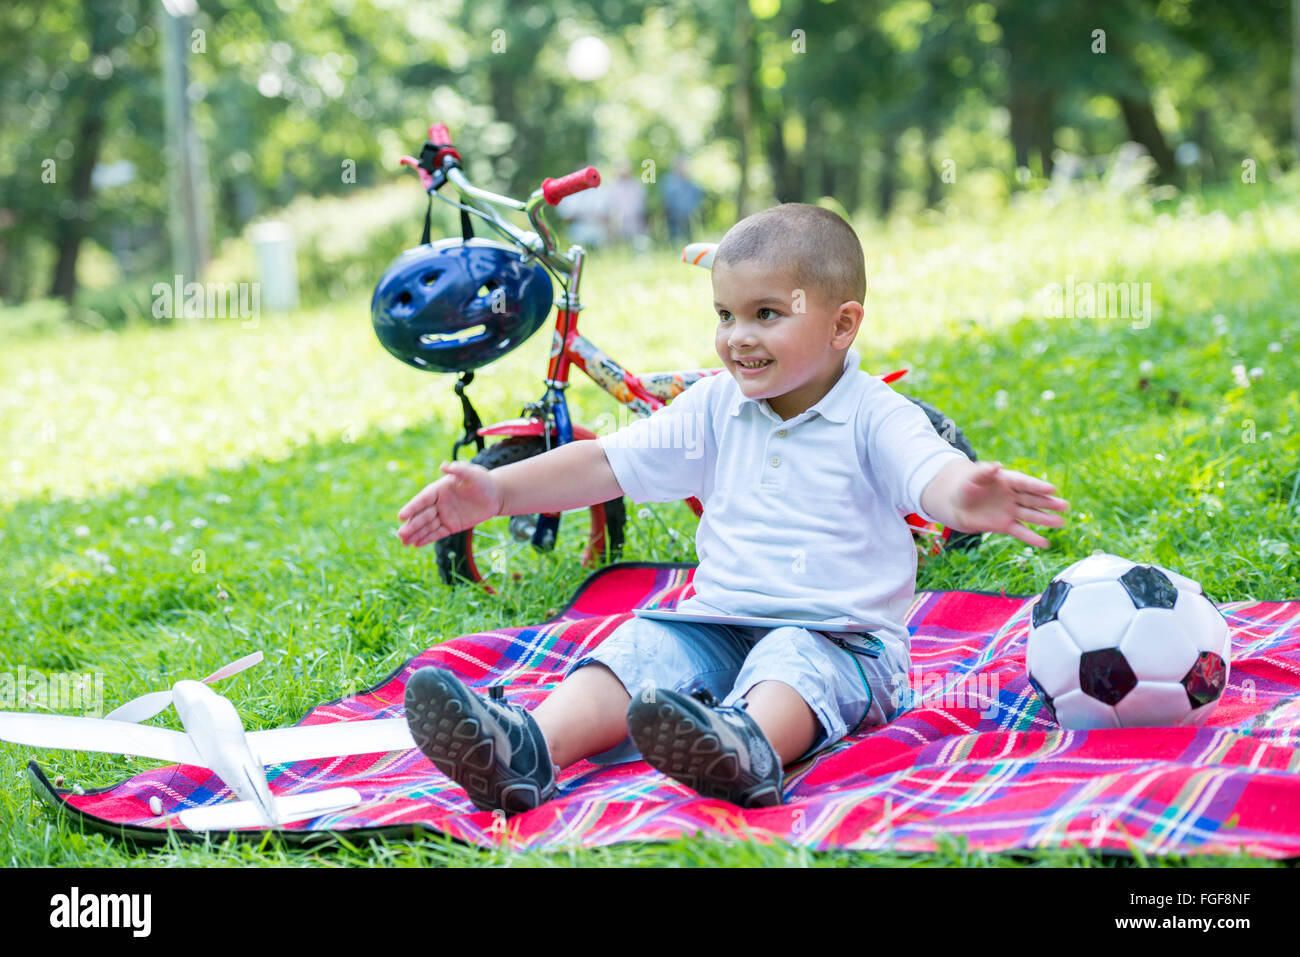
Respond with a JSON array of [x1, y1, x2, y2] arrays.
[[769, 455, 781, 468], [776, 429, 787, 437]]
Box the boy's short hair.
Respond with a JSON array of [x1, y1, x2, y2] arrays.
[[714, 203, 866, 306]]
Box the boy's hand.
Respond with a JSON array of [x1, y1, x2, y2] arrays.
[[945, 460, 1069, 549], [397, 461, 504, 547]]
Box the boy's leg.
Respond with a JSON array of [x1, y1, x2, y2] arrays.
[[724, 626, 908, 763], [625, 627, 907, 807], [406, 663, 633, 816], [736, 680, 819, 766], [406, 617, 751, 813], [549, 616, 753, 768], [530, 662, 630, 770]]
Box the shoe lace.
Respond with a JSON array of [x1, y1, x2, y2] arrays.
[[687, 686, 721, 708]]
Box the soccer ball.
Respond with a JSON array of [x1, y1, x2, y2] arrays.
[[1026, 553, 1230, 729]]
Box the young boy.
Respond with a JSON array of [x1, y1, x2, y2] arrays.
[[395, 203, 1069, 814]]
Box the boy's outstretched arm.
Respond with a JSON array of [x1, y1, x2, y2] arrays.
[[919, 459, 1069, 549], [396, 439, 623, 547]]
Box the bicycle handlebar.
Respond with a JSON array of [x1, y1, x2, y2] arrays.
[[542, 166, 601, 205], [404, 121, 600, 274]]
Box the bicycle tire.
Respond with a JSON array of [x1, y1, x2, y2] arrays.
[[434, 436, 627, 589], [903, 395, 983, 553]]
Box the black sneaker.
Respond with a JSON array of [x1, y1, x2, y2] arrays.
[[626, 687, 784, 807], [404, 667, 556, 814]]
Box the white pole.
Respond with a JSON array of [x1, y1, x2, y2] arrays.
[[160, 0, 210, 287]]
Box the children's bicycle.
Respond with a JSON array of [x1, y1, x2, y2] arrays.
[[373, 123, 980, 593]]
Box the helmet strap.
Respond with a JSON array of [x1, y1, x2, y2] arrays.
[[420, 198, 476, 249], [450, 372, 485, 460], [419, 197, 476, 247]]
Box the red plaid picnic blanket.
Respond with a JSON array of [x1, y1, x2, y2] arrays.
[[31, 562, 1300, 857]]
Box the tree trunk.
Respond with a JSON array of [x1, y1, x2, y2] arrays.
[[1194, 108, 1221, 180], [877, 131, 898, 217], [734, 0, 754, 218], [1036, 90, 1056, 179], [49, 0, 116, 303], [839, 124, 862, 215], [1117, 94, 1178, 183], [803, 102, 827, 202], [818, 129, 834, 198], [1009, 76, 1056, 180], [1293, 0, 1300, 162], [923, 126, 942, 208], [1008, 73, 1034, 172], [763, 110, 799, 204], [49, 103, 106, 302]]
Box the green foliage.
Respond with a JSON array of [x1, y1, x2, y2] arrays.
[[74, 280, 159, 330], [4, 0, 1297, 316]]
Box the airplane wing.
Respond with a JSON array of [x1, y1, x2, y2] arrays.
[[247, 717, 417, 767], [177, 787, 364, 831], [1, 711, 417, 769], [0, 711, 202, 765]]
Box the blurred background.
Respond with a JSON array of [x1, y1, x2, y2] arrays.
[[0, 0, 1295, 331]]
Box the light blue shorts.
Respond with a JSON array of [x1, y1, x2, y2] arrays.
[[565, 615, 910, 765]]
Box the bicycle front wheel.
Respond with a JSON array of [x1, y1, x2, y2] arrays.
[[433, 436, 626, 592]]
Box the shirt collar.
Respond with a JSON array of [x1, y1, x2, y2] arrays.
[[727, 349, 861, 424]]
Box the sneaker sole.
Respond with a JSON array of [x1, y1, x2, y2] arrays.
[[404, 668, 552, 814], [626, 691, 783, 807]]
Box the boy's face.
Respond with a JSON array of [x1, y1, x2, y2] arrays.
[[712, 260, 863, 419]]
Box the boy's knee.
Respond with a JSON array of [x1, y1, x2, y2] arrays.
[[567, 658, 633, 701]]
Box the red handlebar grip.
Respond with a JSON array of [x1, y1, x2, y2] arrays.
[[542, 166, 601, 205], [429, 123, 452, 146]]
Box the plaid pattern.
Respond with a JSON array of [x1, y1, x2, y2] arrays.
[[38, 562, 1300, 858]]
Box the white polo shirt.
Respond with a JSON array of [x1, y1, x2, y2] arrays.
[[599, 348, 969, 653]]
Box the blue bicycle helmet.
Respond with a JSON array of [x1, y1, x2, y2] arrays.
[[371, 237, 553, 374]]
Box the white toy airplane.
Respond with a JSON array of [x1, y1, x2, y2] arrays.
[[0, 668, 417, 831]]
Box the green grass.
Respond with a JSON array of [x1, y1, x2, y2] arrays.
[[1, 180, 1298, 867]]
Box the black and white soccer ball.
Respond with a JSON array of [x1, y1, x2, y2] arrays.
[[1026, 553, 1230, 729]]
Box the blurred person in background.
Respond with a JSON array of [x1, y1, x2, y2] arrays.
[[606, 161, 648, 250], [661, 154, 703, 245]]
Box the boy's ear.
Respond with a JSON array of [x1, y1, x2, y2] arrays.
[[832, 301, 864, 347]]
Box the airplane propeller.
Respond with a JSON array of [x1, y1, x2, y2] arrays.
[[105, 651, 264, 723]]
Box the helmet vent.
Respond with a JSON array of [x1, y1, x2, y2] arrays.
[[421, 270, 444, 286], [395, 291, 412, 305], [419, 325, 489, 346]]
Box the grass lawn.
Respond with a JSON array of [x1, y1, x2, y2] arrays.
[[1, 182, 1297, 867]]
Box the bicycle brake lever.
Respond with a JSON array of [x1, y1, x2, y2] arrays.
[[399, 155, 435, 192]]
